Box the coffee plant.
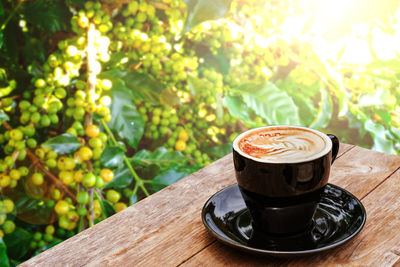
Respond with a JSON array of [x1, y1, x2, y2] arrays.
[[0, 0, 399, 264]]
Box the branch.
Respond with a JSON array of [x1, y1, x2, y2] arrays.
[[100, 119, 150, 197], [2, 121, 77, 203], [86, 23, 96, 104], [85, 23, 97, 128], [89, 188, 94, 227], [26, 149, 76, 202]]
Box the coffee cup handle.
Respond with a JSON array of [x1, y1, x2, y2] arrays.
[[328, 134, 339, 163]]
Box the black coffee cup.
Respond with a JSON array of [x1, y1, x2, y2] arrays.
[[232, 125, 339, 235]]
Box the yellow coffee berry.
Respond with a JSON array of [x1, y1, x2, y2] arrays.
[[32, 173, 44, 185], [9, 179, 17, 188], [93, 199, 101, 210], [0, 175, 11, 188], [57, 157, 67, 170], [78, 146, 93, 161], [3, 220, 15, 234], [9, 169, 21, 180], [175, 140, 186, 152], [0, 214, 6, 225], [85, 124, 100, 138], [45, 225, 55, 235], [106, 190, 120, 204], [74, 170, 85, 183], [114, 202, 128, 213], [63, 157, 76, 171], [178, 129, 189, 142], [3, 199, 14, 213], [100, 168, 114, 183], [52, 189, 61, 200], [59, 171, 74, 185], [55, 200, 69, 215]]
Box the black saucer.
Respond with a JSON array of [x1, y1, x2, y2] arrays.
[[201, 183, 366, 257]]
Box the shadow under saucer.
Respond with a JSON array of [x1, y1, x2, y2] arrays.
[[201, 183, 366, 257]]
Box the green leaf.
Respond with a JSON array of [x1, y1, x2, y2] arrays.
[[276, 77, 320, 126], [124, 71, 164, 104], [27, 61, 44, 77], [202, 53, 230, 75], [375, 109, 392, 125], [103, 51, 128, 68], [42, 134, 82, 154], [92, 190, 115, 218], [101, 145, 125, 168], [310, 87, 332, 129], [364, 119, 393, 153], [205, 143, 232, 159], [223, 95, 251, 122], [12, 194, 53, 225], [108, 83, 144, 149], [104, 166, 132, 189], [0, 110, 9, 124], [22, 0, 72, 34], [99, 69, 164, 104], [101, 200, 116, 217], [367, 59, 400, 71], [129, 193, 138, 205], [358, 87, 396, 108], [98, 69, 127, 80], [177, 163, 202, 174], [187, 76, 210, 97], [238, 82, 300, 125], [136, 164, 161, 180], [0, 239, 9, 267], [160, 87, 181, 107], [183, 0, 233, 33], [292, 94, 317, 126], [390, 127, 400, 140], [4, 227, 32, 261], [131, 147, 187, 166], [151, 170, 188, 191]]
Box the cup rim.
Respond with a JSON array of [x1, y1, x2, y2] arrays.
[[232, 125, 333, 164]]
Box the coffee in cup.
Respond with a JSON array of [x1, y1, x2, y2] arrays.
[[236, 126, 328, 163], [232, 125, 339, 234]]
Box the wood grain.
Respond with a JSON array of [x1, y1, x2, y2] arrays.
[[21, 153, 236, 267], [180, 146, 400, 267], [337, 143, 354, 157], [22, 143, 397, 267], [283, 168, 400, 266], [328, 146, 400, 199]]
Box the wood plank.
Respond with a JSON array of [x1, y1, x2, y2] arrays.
[[20, 154, 236, 267], [17, 144, 359, 267], [279, 167, 400, 266], [180, 147, 400, 266], [337, 143, 354, 157], [180, 240, 286, 266], [329, 146, 400, 199]]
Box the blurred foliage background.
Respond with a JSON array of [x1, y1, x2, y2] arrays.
[[0, 0, 399, 264]]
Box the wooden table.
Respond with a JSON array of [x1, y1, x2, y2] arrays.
[[21, 144, 400, 266]]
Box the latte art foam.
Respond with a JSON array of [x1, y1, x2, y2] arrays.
[[237, 127, 326, 162]]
